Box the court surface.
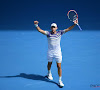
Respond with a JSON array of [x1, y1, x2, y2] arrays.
[[0, 30, 100, 90]]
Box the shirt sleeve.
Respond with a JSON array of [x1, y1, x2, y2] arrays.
[[60, 29, 66, 35], [44, 31, 50, 36]]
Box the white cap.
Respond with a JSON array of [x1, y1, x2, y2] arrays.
[[51, 23, 57, 27]]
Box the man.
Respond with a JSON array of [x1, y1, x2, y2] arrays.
[[34, 20, 78, 87]]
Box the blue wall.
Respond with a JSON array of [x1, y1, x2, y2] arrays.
[[0, 0, 100, 30]]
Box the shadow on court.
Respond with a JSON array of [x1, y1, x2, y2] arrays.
[[0, 73, 62, 88]]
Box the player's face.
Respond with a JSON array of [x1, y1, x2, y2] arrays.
[[51, 26, 58, 32]]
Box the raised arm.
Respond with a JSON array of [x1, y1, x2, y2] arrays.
[[34, 21, 46, 35], [64, 24, 76, 32], [64, 19, 78, 33]]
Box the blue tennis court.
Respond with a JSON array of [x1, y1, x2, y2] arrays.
[[0, 30, 100, 90]]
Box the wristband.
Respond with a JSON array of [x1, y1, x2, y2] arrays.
[[34, 24, 38, 27]]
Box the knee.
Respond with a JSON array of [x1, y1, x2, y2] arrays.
[[57, 65, 61, 69]]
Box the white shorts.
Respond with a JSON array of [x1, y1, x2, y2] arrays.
[[47, 50, 62, 63]]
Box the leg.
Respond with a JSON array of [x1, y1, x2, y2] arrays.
[[47, 62, 52, 71], [47, 53, 53, 72], [57, 62, 64, 87], [57, 63, 62, 77], [47, 62, 53, 80]]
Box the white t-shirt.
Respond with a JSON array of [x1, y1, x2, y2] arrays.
[[45, 30, 65, 55]]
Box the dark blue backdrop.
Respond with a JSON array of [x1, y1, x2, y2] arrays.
[[0, 0, 100, 30]]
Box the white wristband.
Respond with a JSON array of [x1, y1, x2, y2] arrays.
[[34, 24, 38, 27]]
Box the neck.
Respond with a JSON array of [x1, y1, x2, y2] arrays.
[[52, 31, 57, 34]]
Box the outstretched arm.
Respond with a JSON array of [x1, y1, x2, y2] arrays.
[[64, 19, 78, 33], [34, 21, 46, 35], [64, 24, 76, 32]]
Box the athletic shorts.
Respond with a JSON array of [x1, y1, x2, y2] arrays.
[[47, 50, 62, 63]]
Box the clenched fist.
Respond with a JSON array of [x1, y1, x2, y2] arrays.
[[34, 21, 39, 24], [74, 18, 78, 25]]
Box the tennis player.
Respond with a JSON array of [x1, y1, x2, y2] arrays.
[[34, 20, 78, 87]]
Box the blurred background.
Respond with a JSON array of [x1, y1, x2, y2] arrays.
[[0, 0, 100, 31]]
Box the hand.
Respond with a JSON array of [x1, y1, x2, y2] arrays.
[[34, 21, 39, 24], [74, 18, 78, 25]]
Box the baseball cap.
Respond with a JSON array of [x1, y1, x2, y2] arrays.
[[51, 23, 57, 27]]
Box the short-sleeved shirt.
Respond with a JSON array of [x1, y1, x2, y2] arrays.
[[45, 30, 65, 54]]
